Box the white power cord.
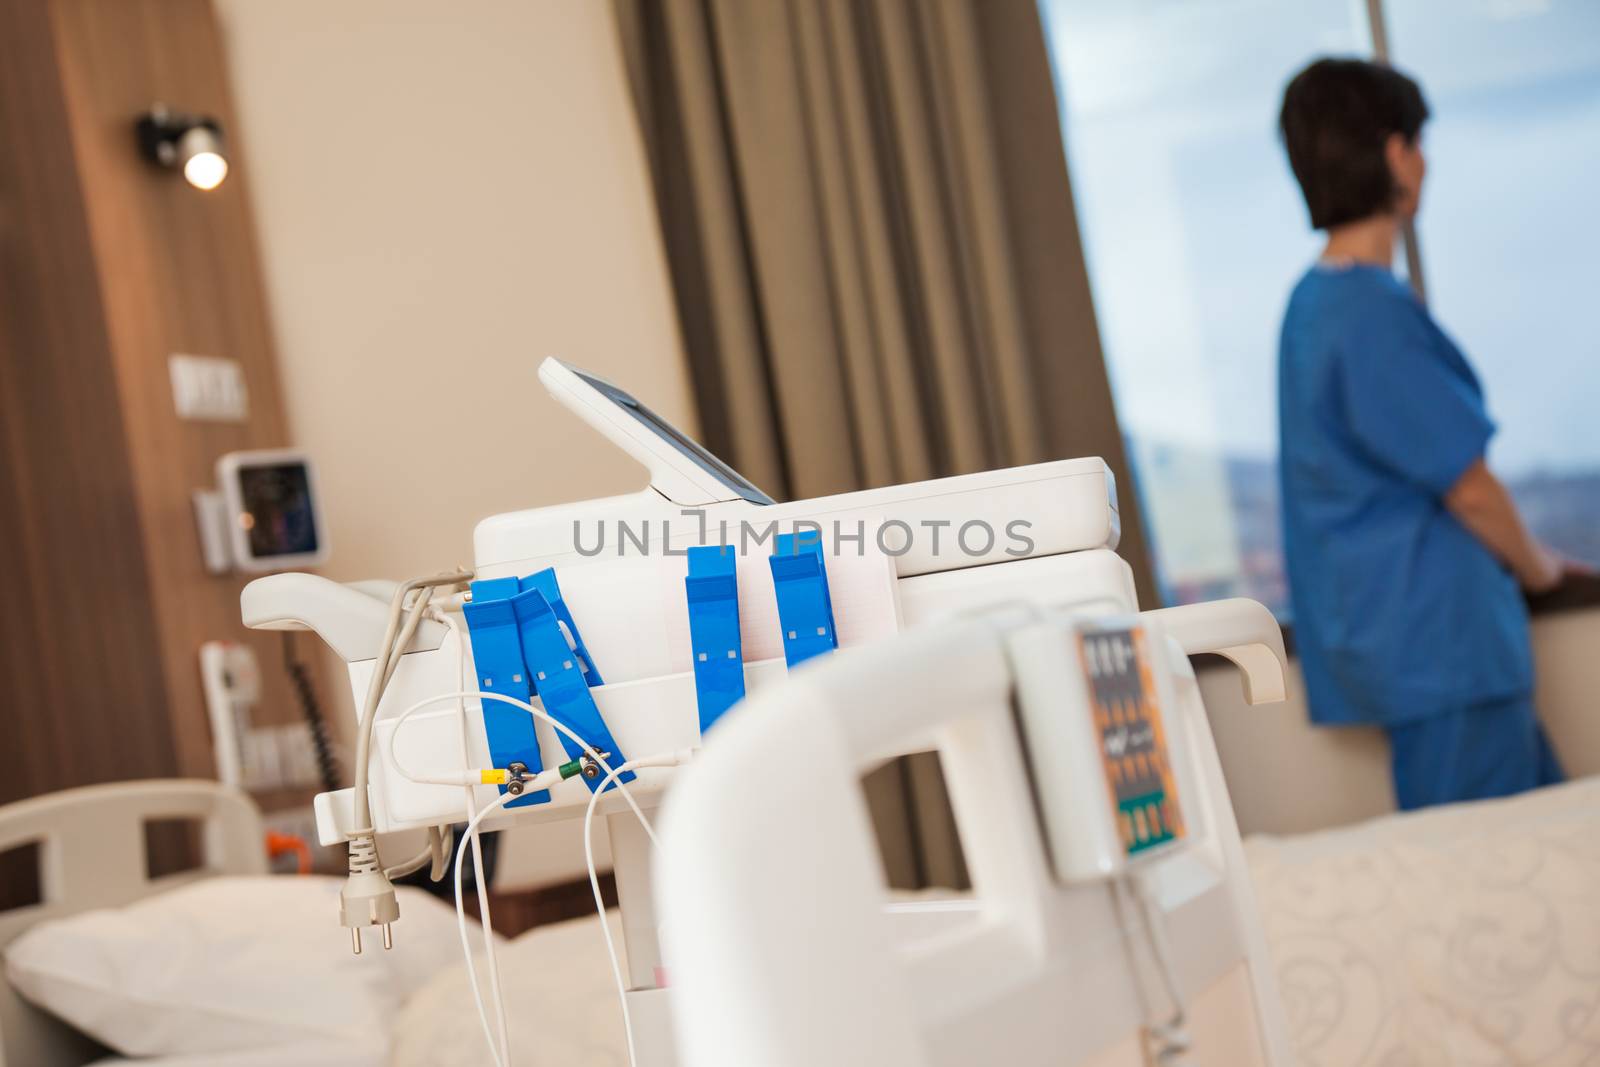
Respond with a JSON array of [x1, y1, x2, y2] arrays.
[[342, 572, 471, 954], [381, 825, 452, 880]]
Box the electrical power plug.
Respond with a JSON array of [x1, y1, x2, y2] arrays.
[[341, 832, 399, 953]]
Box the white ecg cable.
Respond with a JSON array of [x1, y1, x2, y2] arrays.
[[1126, 873, 1196, 1067], [388, 688, 667, 1065], [583, 752, 693, 1067], [445, 756, 630, 1066], [383, 690, 659, 835], [451, 790, 515, 1067], [440, 611, 512, 1067]]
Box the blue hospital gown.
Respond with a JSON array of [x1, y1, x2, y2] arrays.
[[1277, 261, 1558, 808]]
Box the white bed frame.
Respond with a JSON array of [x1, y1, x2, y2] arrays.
[[0, 780, 267, 1067]]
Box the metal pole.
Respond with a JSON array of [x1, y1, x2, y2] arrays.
[[1364, 0, 1429, 302]]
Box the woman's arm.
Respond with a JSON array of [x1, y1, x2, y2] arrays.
[[1445, 459, 1565, 592]]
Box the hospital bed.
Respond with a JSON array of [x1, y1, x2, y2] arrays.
[[13, 356, 1579, 1066], [0, 780, 476, 1067], [0, 779, 635, 1067], [239, 358, 1299, 1064], [5, 770, 1600, 1066], [408, 772, 1600, 1067], [0, 780, 267, 1067]]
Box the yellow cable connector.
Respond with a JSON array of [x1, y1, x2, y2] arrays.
[[480, 768, 510, 785]]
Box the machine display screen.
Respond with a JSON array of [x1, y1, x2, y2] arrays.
[[237, 462, 321, 558], [573, 368, 775, 505]]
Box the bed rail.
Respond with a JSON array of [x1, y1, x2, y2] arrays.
[[0, 779, 266, 1067]]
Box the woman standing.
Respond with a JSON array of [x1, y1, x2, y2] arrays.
[[1276, 58, 1587, 810]]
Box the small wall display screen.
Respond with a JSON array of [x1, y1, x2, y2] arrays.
[[237, 462, 320, 558], [573, 367, 775, 506]]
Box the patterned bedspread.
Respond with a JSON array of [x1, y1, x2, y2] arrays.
[[1245, 776, 1600, 1066], [389, 778, 1600, 1067]]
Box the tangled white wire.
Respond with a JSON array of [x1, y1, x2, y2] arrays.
[[439, 613, 512, 1067], [387, 689, 668, 1067], [451, 791, 515, 1065], [582, 755, 688, 1067]]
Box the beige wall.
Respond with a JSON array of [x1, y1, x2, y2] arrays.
[[216, 0, 694, 584], [1204, 607, 1600, 836], [216, 0, 1596, 849]]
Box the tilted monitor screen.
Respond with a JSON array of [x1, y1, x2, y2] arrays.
[[571, 367, 775, 506]]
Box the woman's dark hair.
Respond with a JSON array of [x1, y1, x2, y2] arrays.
[[1279, 57, 1429, 230]]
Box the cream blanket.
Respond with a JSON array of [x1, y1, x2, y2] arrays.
[[1246, 777, 1600, 1066]]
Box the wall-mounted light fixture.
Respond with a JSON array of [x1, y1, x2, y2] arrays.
[[137, 105, 230, 191]]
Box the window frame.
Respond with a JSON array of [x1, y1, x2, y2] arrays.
[[1040, 0, 1600, 619], [1365, 0, 1597, 618]]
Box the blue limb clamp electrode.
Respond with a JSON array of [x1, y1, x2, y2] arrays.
[[464, 568, 631, 799], [517, 569, 604, 688], [510, 577, 633, 792], [462, 577, 549, 807], [769, 531, 838, 667], [685, 545, 745, 733]]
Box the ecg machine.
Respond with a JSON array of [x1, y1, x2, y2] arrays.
[[241, 358, 1293, 1066]]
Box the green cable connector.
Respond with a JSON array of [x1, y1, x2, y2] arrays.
[[557, 756, 586, 780]]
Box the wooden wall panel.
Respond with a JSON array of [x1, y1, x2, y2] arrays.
[[0, 0, 324, 806], [0, 0, 180, 801], [46, 0, 320, 777]]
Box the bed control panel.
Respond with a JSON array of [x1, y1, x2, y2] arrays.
[[1008, 616, 1188, 885], [1080, 626, 1184, 857]]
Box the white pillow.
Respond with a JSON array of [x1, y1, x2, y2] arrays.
[[6, 875, 474, 1058]]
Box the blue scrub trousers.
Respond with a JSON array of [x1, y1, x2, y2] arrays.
[[1386, 697, 1564, 811]]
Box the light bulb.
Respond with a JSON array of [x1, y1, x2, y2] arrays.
[[183, 150, 229, 191], [176, 125, 229, 190]]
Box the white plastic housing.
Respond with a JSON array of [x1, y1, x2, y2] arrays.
[[656, 602, 1293, 1067], [305, 547, 1140, 847]]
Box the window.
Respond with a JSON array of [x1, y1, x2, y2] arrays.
[[1038, 0, 1600, 616], [1384, 0, 1600, 569]]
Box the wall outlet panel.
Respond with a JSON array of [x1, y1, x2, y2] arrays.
[[170, 353, 249, 422]]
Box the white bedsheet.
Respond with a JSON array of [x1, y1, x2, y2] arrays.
[[1246, 776, 1600, 1066], [88, 1041, 386, 1067], [83, 910, 629, 1067], [392, 910, 630, 1067], [371, 778, 1600, 1067]]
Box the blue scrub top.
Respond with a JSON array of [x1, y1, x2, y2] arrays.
[[1278, 261, 1532, 726]]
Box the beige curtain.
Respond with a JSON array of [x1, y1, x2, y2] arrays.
[[615, 0, 1155, 887]]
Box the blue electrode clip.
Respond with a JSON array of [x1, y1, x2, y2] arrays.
[[769, 531, 838, 667], [685, 545, 745, 733], [462, 577, 549, 807], [518, 568, 604, 688], [511, 587, 634, 793]]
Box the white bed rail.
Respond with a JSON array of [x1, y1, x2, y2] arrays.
[[0, 780, 267, 1067]]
